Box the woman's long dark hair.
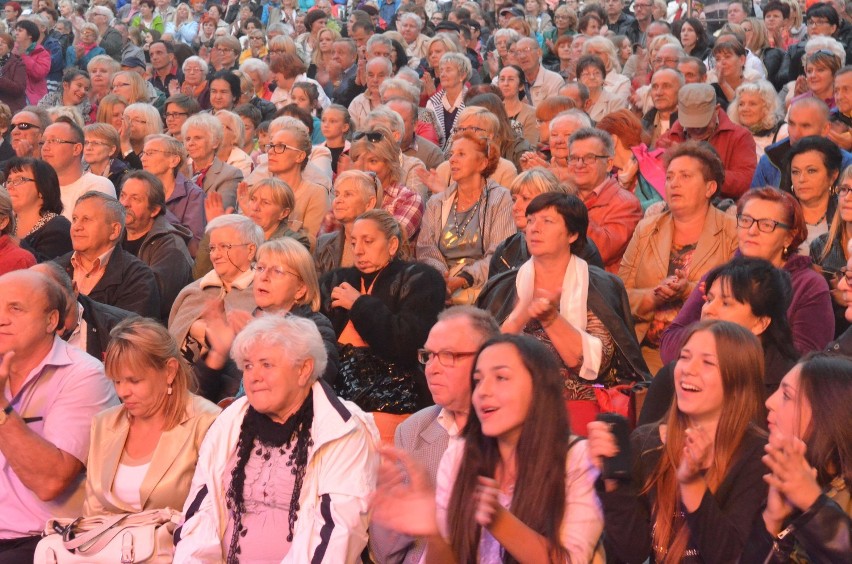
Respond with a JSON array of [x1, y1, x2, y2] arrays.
[[703, 256, 798, 361], [225, 397, 315, 563], [447, 334, 570, 563], [797, 353, 852, 486], [674, 17, 710, 56]]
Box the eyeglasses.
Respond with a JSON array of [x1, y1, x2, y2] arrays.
[[839, 185, 852, 197], [165, 111, 189, 119], [580, 71, 603, 79], [653, 56, 680, 65], [264, 142, 302, 154], [510, 46, 536, 56], [352, 130, 384, 142], [807, 18, 832, 27], [39, 138, 79, 147], [634, 2, 653, 8], [255, 264, 302, 280], [140, 149, 174, 157], [736, 214, 791, 233], [417, 349, 478, 367], [209, 242, 251, 253], [112, 82, 131, 89], [452, 125, 487, 135], [567, 154, 609, 166], [11, 122, 40, 131], [5, 176, 35, 188], [215, 46, 234, 53], [84, 140, 112, 148]]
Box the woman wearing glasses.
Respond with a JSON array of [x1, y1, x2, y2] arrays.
[[169, 214, 262, 371], [196, 237, 338, 402], [660, 187, 835, 363], [179, 56, 210, 108], [417, 131, 515, 305], [120, 102, 163, 166], [162, 93, 199, 138], [811, 165, 852, 338], [3, 157, 71, 261], [108, 70, 150, 105], [426, 52, 471, 150], [321, 209, 445, 443], [620, 142, 739, 374], [83, 123, 130, 191], [576, 54, 627, 122]]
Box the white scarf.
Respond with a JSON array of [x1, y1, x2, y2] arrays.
[[515, 255, 603, 381]]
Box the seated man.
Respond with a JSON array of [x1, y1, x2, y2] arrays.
[[369, 306, 500, 563], [9, 106, 49, 159], [0, 269, 117, 563], [54, 191, 161, 318], [565, 128, 642, 273], [642, 68, 683, 147], [657, 83, 757, 199], [753, 96, 852, 193], [119, 171, 194, 321]]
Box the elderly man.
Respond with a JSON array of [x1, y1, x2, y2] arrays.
[[114, 22, 144, 63], [40, 119, 115, 219], [0, 269, 117, 563], [331, 38, 365, 109], [55, 192, 160, 319], [566, 128, 642, 273], [643, 68, 683, 147], [830, 66, 852, 150], [657, 83, 757, 199], [753, 96, 852, 192], [369, 306, 500, 564], [605, 0, 637, 36], [119, 171, 193, 321], [677, 56, 707, 84], [31, 262, 132, 362], [510, 37, 563, 108], [91, 6, 120, 61], [10, 106, 49, 159], [385, 97, 444, 171]]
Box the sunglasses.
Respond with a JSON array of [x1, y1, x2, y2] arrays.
[[11, 122, 40, 131], [352, 130, 384, 142]]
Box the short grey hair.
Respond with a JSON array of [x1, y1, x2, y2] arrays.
[[397, 12, 423, 30], [366, 107, 405, 136], [0, 188, 14, 235], [653, 67, 685, 86], [727, 79, 783, 132], [182, 55, 209, 75], [550, 109, 592, 133], [439, 52, 472, 83], [366, 33, 393, 53], [240, 58, 271, 83], [379, 77, 419, 103], [803, 35, 846, 65], [493, 28, 521, 43], [182, 112, 223, 149], [216, 109, 246, 146], [75, 191, 126, 235], [366, 56, 393, 76], [125, 102, 163, 136], [568, 127, 615, 157], [205, 213, 264, 249], [436, 306, 500, 343], [143, 133, 186, 171], [232, 315, 328, 383]]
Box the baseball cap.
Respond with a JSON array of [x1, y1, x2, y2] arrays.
[[678, 83, 717, 128]]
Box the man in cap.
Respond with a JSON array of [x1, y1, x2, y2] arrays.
[[657, 83, 756, 199]]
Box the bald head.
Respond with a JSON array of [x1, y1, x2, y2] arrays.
[[788, 97, 831, 143], [0, 270, 66, 354]]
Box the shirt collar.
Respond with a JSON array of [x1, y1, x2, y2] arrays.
[[70, 245, 116, 276]]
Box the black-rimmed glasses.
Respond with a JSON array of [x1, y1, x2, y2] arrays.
[[736, 214, 791, 233], [417, 349, 479, 367]]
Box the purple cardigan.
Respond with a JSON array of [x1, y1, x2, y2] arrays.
[[659, 253, 834, 364]]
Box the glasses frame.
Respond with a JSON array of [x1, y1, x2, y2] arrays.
[[567, 154, 610, 166], [5, 176, 35, 188], [417, 349, 479, 367], [736, 214, 791, 233], [264, 142, 303, 154], [208, 242, 251, 253]]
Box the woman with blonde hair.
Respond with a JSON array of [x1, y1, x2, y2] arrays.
[[214, 109, 253, 178], [83, 122, 129, 191], [172, 2, 198, 45], [96, 93, 127, 131], [87, 54, 120, 108], [743, 18, 784, 90], [65, 22, 104, 70], [109, 70, 150, 104], [350, 127, 423, 241], [122, 102, 163, 160], [589, 319, 768, 562], [83, 317, 220, 516], [419, 34, 461, 99], [308, 25, 340, 89]]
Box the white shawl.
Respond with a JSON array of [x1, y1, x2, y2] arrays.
[[515, 255, 603, 380]]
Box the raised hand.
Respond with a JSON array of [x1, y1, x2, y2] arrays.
[[371, 448, 440, 537], [330, 281, 361, 310], [677, 424, 714, 484], [474, 476, 503, 528], [762, 434, 822, 513], [204, 191, 233, 221]]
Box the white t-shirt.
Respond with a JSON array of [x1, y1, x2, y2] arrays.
[[60, 172, 116, 220]]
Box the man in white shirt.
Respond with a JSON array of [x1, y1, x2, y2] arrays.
[[39, 119, 115, 220], [509, 38, 564, 108], [369, 306, 500, 564]]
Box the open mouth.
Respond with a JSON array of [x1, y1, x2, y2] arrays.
[[680, 382, 701, 393]]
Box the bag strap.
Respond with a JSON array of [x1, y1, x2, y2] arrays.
[[63, 513, 130, 551], [63, 509, 174, 553]]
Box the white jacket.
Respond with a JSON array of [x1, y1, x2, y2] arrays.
[[173, 381, 380, 563]]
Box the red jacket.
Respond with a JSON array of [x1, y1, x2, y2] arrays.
[[657, 109, 757, 200], [582, 176, 643, 273], [0, 235, 36, 276], [17, 43, 50, 105]]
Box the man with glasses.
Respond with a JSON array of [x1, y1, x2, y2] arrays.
[[566, 127, 641, 272], [118, 171, 193, 321], [9, 107, 49, 159], [627, 0, 656, 46], [754, 96, 852, 192], [510, 37, 563, 108], [369, 306, 500, 564], [55, 191, 160, 318], [657, 83, 756, 199], [40, 119, 115, 220]]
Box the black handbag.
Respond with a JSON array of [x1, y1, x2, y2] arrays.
[[334, 344, 425, 414]]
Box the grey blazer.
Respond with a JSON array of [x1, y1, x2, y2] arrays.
[[370, 405, 449, 564], [201, 158, 242, 211]]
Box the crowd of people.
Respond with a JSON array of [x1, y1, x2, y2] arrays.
[[0, 0, 851, 562]]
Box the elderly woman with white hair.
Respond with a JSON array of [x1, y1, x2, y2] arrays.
[[349, 57, 393, 131], [397, 11, 428, 69], [426, 52, 472, 150], [121, 102, 163, 162], [582, 35, 630, 105], [215, 109, 253, 178], [727, 80, 789, 158], [181, 55, 210, 107], [174, 314, 379, 563], [240, 57, 273, 101], [182, 112, 243, 212], [169, 214, 263, 364]]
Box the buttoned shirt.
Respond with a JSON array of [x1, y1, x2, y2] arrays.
[[70, 245, 116, 296]]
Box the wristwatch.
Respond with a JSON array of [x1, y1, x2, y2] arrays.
[[0, 404, 13, 426]]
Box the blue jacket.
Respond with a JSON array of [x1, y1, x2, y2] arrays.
[[752, 137, 852, 193]]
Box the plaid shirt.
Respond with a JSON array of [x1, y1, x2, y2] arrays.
[[382, 183, 423, 241]]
